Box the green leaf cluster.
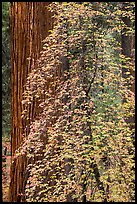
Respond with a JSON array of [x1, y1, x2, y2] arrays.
[[2, 2, 11, 138]]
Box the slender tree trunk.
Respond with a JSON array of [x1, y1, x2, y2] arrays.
[[121, 2, 135, 131], [9, 2, 53, 202], [79, 26, 107, 202], [121, 3, 135, 201]]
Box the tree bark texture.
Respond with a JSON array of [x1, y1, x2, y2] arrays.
[[121, 2, 135, 92], [9, 2, 53, 202], [121, 3, 135, 128]]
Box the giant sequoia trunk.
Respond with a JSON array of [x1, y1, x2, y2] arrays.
[[9, 2, 53, 202]]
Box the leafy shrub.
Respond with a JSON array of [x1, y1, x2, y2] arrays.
[[17, 2, 135, 202]]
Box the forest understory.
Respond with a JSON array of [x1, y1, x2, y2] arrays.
[[2, 2, 135, 202], [2, 141, 11, 202]]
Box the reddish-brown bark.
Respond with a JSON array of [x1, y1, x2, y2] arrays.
[[9, 2, 53, 201]]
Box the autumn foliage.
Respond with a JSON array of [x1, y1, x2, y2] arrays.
[[15, 2, 134, 202]]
